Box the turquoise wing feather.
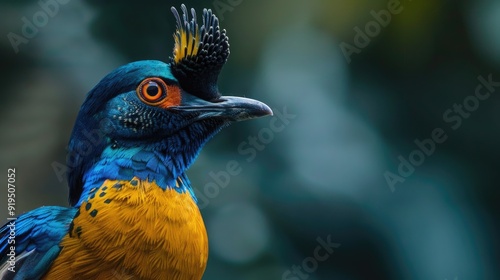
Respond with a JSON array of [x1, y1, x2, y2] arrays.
[[0, 206, 76, 280]]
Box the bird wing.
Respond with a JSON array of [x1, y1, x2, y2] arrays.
[[0, 206, 77, 280]]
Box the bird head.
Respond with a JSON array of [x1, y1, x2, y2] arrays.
[[66, 5, 272, 206]]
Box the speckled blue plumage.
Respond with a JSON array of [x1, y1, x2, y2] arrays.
[[79, 146, 198, 205]]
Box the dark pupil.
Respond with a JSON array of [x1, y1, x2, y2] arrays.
[[146, 82, 159, 96]]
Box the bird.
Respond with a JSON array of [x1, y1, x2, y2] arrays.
[[0, 4, 272, 280]]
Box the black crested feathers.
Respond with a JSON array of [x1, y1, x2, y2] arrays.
[[170, 4, 230, 101]]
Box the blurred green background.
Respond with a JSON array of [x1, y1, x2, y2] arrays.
[[1, 0, 499, 279]]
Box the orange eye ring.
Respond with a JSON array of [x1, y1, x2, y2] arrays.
[[137, 78, 167, 105]]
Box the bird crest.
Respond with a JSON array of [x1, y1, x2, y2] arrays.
[[170, 4, 230, 101]]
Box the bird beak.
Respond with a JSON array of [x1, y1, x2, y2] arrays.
[[172, 93, 273, 122]]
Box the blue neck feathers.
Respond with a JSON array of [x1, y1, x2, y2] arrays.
[[76, 144, 196, 207], [68, 120, 226, 207]]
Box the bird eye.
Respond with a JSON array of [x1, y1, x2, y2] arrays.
[[137, 78, 167, 105], [136, 77, 182, 108]]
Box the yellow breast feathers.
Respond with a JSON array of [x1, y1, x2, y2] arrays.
[[43, 178, 208, 280]]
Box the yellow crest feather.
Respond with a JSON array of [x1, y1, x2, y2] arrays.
[[172, 4, 201, 63]]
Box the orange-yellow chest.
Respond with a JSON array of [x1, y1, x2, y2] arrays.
[[43, 178, 208, 280]]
